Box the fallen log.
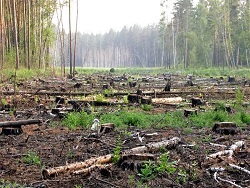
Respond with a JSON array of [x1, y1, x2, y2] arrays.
[[42, 154, 113, 179], [122, 137, 181, 155], [42, 137, 181, 179], [0, 119, 42, 128]]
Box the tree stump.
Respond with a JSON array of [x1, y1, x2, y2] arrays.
[[184, 109, 197, 117], [141, 96, 152, 105], [186, 80, 194, 86], [1, 127, 23, 135], [128, 94, 141, 103], [191, 97, 204, 107], [55, 96, 65, 104], [129, 82, 137, 88], [228, 76, 235, 83], [102, 84, 109, 90], [212, 122, 239, 135], [136, 89, 143, 96], [99, 123, 114, 134]]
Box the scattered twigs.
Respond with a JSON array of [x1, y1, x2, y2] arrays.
[[94, 177, 120, 188], [209, 143, 227, 148], [207, 140, 245, 159], [229, 163, 250, 176], [214, 171, 243, 188]]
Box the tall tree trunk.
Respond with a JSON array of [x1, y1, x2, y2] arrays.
[[27, 0, 30, 69], [11, 0, 19, 69], [73, 0, 79, 76], [69, 0, 72, 75], [23, 0, 27, 68], [0, 0, 4, 68]]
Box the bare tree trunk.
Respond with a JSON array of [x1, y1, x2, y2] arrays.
[[73, 0, 79, 76], [11, 0, 19, 69], [69, 0, 72, 75], [0, 0, 4, 68], [27, 0, 30, 69], [23, 0, 27, 68]]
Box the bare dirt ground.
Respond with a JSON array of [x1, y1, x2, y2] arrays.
[[0, 73, 249, 188]]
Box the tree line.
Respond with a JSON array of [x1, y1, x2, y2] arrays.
[[57, 0, 250, 69], [0, 0, 63, 71], [1, 0, 249, 72]]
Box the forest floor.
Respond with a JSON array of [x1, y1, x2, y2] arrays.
[[0, 71, 249, 188]]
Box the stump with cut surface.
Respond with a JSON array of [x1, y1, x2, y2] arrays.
[[0, 119, 42, 135], [141, 96, 152, 105], [212, 122, 239, 135], [228, 76, 236, 83], [128, 94, 141, 103], [191, 97, 204, 107], [184, 109, 197, 117], [99, 123, 114, 134]]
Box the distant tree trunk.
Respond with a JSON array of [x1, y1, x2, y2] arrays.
[[23, 0, 27, 68], [11, 0, 19, 69], [0, 0, 4, 68], [73, 0, 79, 76], [69, 0, 72, 75], [27, 0, 30, 69], [56, 0, 66, 76]]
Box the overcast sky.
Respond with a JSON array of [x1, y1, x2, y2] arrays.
[[54, 0, 183, 34]]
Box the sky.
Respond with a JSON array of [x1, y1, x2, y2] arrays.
[[54, 0, 175, 34]]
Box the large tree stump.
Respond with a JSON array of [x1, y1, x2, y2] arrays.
[[212, 122, 239, 135], [128, 94, 141, 103]]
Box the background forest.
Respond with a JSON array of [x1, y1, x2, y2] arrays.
[[0, 0, 250, 72]]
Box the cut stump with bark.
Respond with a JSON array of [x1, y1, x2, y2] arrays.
[[212, 122, 239, 135], [0, 119, 42, 135]]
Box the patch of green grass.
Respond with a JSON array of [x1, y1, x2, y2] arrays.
[[95, 94, 105, 102], [22, 151, 41, 166], [62, 111, 94, 130], [141, 104, 153, 111], [0, 179, 25, 188], [163, 110, 187, 128]]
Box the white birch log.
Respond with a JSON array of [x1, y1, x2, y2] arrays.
[[42, 137, 181, 179]]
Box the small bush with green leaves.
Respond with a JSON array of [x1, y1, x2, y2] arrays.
[[138, 153, 176, 182], [22, 151, 41, 166]]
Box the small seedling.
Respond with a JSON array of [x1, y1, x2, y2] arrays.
[[112, 136, 122, 164], [22, 151, 41, 166]]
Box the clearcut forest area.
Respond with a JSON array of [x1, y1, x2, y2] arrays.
[[1, 0, 250, 187], [0, 68, 249, 188]]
